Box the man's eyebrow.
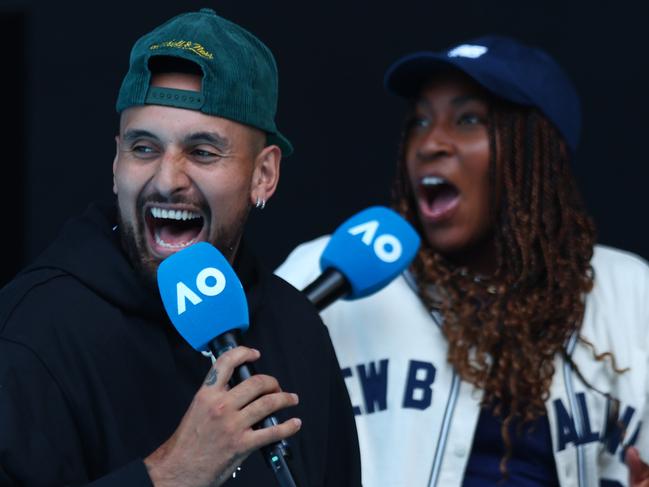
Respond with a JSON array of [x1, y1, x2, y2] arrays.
[[183, 131, 231, 151], [122, 129, 160, 142]]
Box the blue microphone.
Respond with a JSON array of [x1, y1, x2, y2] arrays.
[[157, 242, 297, 487], [158, 242, 248, 351], [303, 206, 420, 310]]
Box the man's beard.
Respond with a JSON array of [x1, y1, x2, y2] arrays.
[[117, 195, 250, 292]]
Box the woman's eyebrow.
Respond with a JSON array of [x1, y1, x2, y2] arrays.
[[451, 94, 486, 107]]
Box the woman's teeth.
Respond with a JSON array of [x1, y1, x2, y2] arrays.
[[421, 176, 447, 186]]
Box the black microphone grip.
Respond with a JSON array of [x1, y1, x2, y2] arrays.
[[209, 332, 298, 487], [302, 267, 351, 311]]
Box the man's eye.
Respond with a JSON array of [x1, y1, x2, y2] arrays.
[[132, 145, 157, 155], [193, 149, 217, 158]]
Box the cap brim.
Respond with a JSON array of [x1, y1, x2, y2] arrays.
[[384, 51, 531, 107], [385, 52, 463, 97]]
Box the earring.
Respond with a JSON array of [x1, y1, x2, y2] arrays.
[[255, 197, 266, 209]]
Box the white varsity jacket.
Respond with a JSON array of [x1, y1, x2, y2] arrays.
[[276, 237, 649, 487]]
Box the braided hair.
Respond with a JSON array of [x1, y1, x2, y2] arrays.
[[393, 97, 598, 472]]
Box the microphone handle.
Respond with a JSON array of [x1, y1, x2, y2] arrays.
[[209, 332, 298, 487], [302, 268, 351, 311]]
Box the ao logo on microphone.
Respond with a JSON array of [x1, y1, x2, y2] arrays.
[[158, 243, 250, 351], [348, 220, 403, 263], [176, 267, 226, 315], [318, 206, 419, 300]]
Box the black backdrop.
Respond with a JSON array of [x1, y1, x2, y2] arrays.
[[1, 0, 648, 286]]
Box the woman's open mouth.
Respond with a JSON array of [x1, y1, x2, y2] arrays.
[[417, 176, 460, 222], [144, 205, 208, 258]]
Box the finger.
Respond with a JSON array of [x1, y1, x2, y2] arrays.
[[240, 391, 299, 427], [202, 346, 260, 390], [626, 447, 649, 483], [243, 417, 302, 451], [626, 446, 642, 483], [227, 374, 283, 410]]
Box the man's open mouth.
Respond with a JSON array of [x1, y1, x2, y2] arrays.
[[144, 205, 207, 254], [418, 176, 460, 220]]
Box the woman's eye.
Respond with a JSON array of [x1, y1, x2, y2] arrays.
[[457, 113, 484, 125], [408, 116, 430, 130]]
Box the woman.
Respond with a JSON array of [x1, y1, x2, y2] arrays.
[[277, 35, 649, 486]]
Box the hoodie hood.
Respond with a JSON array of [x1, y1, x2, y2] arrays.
[[26, 202, 166, 321], [25, 201, 264, 323]]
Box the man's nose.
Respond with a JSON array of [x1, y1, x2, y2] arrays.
[[150, 152, 192, 198]]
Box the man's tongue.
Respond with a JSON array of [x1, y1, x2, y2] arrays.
[[155, 221, 201, 247]]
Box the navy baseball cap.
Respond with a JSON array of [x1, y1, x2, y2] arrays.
[[384, 35, 581, 154]]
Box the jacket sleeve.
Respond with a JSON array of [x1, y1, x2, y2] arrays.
[[637, 264, 649, 464], [0, 338, 153, 487], [322, 329, 362, 487]]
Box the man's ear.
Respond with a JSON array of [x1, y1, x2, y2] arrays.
[[112, 135, 120, 195], [250, 144, 281, 207]]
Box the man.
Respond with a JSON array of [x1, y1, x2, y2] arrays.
[[0, 9, 360, 487]]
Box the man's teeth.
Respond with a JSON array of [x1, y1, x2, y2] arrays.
[[154, 233, 197, 249], [421, 176, 446, 186], [150, 207, 201, 221]]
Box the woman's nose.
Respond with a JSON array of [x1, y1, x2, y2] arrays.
[[416, 125, 455, 161]]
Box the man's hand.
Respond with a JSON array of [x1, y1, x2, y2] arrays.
[[627, 447, 649, 486], [144, 346, 301, 487]]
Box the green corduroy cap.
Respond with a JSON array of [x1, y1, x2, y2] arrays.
[[116, 8, 293, 156]]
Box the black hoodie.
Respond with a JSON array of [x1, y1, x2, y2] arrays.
[[0, 203, 360, 487]]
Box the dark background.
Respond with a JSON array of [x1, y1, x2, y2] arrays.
[[1, 0, 648, 286]]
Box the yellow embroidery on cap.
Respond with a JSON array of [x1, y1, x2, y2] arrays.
[[149, 40, 213, 60]]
